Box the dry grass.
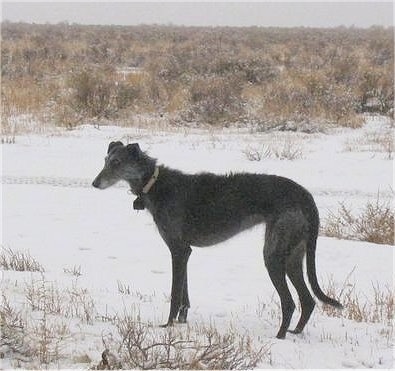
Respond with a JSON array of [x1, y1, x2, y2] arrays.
[[321, 271, 394, 326], [2, 266, 392, 368], [0, 294, 70, 366], [63, 265, 82, 277], [0, 295, 31, 361], [94, 309, 270, 370], [117, 280, 131, 295], [243, 140, 304, 161], [322, 195, 394, 245], [0, 246, 45, 272], [271, 141, 304, 160], [1, 270, 97, 367], [25, 276, 96, 324], [1, 77, 57, 135], [242, 145, 272, 162], [343, 128, 394, 159], [2, 23, 393, 132], [30, 312, 71, 365]]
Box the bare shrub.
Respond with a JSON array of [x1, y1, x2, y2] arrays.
[[322, 272, 394, 325], [0, 247, 44, 272], [30, 312, 70, 365], [66, 66, 118, 120], [97, 311, 269, 369], [0, 295, 31, 360], [271, 141, 304, 160], [66, 281, 96, 323], [343, 129, 394, 159], [25, 276, 96, 324], [26, 276, 64, 315], [0, 294, 70, 366], [242, 145, 271, 161], [187, 76, 245, 125], [63, 265, 82, 277], [357, 63, 394, 115], [322, 195, 394, 245], [243, 140, 303, 161], [259, 73, 363, 129], [117, 280, 131, 295], [353, 198, 394, 244], [2, 23, 393, 130], [1, 78, 54, 117]]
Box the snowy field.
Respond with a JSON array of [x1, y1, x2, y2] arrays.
[[1, 116, 394, 369]]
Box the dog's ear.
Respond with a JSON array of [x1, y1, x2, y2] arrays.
[[107, 141, 124, 154], [126, 143, 141, 159]]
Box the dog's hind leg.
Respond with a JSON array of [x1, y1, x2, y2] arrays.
[[286, 241, 316, 335], [264, 221, 295, 339], [265, 261, 295, 339]]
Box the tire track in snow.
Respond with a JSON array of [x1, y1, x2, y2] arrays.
[[1, 175, 126, 189], [2, 175, 392, 199]]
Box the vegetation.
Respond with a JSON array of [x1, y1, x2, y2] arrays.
[[0, 246, 45, 272], [322, 195, 394, 245], [1, 22, 393, 132]]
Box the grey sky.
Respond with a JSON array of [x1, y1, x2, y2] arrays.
[[1, 1, 393, 28]]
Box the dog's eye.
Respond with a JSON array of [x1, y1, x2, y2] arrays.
[[111, 159, 121, 167]]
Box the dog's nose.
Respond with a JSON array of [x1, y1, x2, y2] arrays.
[[92, 178, 99, 188]]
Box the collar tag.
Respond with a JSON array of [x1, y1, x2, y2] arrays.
[[133, 196, 145, 210]]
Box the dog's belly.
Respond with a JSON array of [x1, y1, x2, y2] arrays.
[[189, 214, 265, 247]]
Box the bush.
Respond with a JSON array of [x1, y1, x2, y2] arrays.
[[66, 66, 117, 119], [1, 23, 393, 129], [58, 66, 149, 126], [96, 311, 269, 370], [186, 76, 245, 125], [322, 195, 394, 245]]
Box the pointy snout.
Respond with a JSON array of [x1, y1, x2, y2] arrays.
[[92, 171, 107, 189], [92, 175, 102, 189], [92, 168, 118, 190], [92, 177, 100, 188]]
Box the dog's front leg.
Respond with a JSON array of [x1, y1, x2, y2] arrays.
[[177, 265, 190, 323], [162, 246, 192, 327]]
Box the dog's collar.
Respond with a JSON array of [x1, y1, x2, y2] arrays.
[[132, 166, 159, 211], [142, 166, 159, 194]]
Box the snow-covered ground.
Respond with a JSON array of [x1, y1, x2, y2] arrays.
[[1, 116, 394, 369]]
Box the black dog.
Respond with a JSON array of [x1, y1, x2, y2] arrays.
[[92, 141, 342, 339]]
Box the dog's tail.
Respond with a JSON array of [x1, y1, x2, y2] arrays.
[[306, 226, 343, 309]]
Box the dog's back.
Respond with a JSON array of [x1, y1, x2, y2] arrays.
[[145, 168, 318, 247]]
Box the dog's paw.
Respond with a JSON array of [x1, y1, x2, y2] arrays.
[[287, 328, 303, 335], [159, 321, 174, 328]]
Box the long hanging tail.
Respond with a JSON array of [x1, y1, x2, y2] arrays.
[[306, 232, 343, 309]]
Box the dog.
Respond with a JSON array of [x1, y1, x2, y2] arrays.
[[92, 141, 342, 339]]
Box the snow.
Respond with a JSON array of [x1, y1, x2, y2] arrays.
[[1, 116, 394, 369]]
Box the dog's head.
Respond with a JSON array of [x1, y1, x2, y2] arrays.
[[92, 141, 146, 190]]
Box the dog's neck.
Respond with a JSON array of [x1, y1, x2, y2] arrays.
[[130, 163, 159, 211], [127, 155, 158, 196]]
